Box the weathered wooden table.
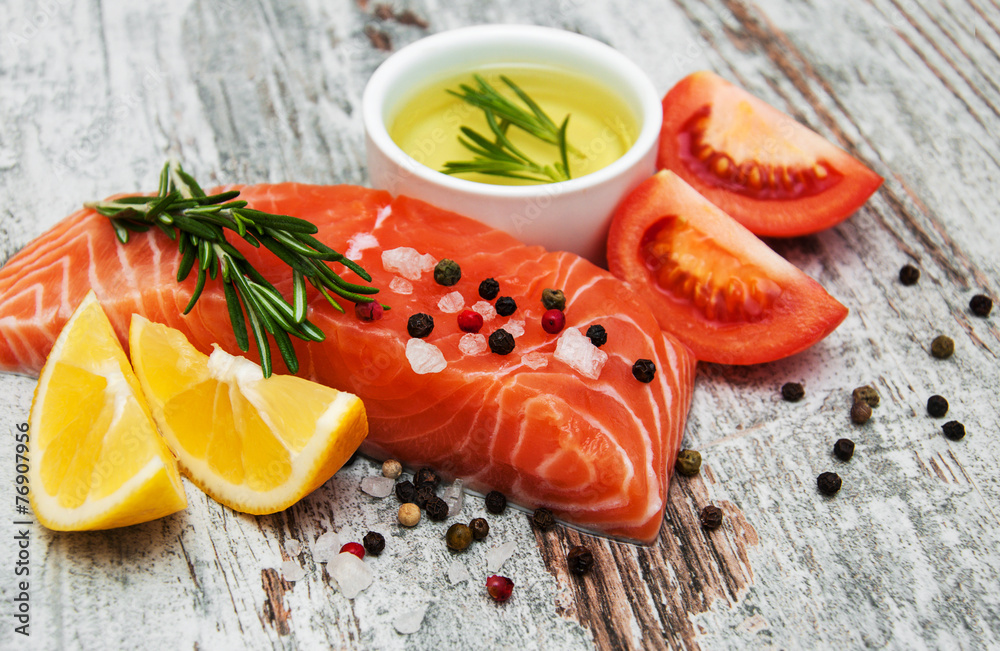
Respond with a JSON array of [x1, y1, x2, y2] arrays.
[[1, 0, 998, 648]]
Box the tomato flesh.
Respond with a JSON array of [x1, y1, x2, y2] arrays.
[[608, 170, 848, 365], [659, 71, 883, 237]]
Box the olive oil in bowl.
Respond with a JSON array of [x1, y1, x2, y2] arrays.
[[388, 65, 638, 185]]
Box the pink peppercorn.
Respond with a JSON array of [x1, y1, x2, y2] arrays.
[[340, 542, 365, 560], [486, 574, 514, 602], [541, 309, 565, 334], [355, 302, 384, 322], [458, 309, 484, 333]]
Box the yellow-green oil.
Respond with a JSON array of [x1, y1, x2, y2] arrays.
[[388, 65, 638, 185]]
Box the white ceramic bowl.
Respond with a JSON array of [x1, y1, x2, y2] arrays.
[[362, 24, 662, 264]]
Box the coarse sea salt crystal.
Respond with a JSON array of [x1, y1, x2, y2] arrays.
[[458, 333, 487, 356], [344, 232, 379, 261], [437, 291, 465, 313], [505, 319, 525, 338], [313, 531, 342, 564], [448, 559, 471, 584], [486, 541, 517, 573], [281, 560, 307, 582], [360, 475, 395, 498], [393, 603, 430, 635], [522, 352, 548, 370], [472, 300, 497, 322], [285, 539, 302, 557], [553, 327, 608, 380], [406, 339, 447, 375], [442, 479, 464, 516], [390, 276, 413, 295], [382, 247, 436, 281], [329, 552, 373, 599]]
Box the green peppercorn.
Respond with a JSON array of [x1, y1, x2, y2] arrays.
[[850, 401, 872, 424], [446, 523, 473, 551], [930, 335, 954, 359], [675, 449, 702, 476], [485, 490, 507, 514], [532, 507, 556, 531], [970, 294, 993, 317], [852, 385, 880, 408], [488, 328, 516, 355], [541, 288, 566, 311], [407, 313, 434, 338], [926, 395, 948, 418], [434, 259, 462, 286], [479, 278, 500, 300], [781, 382, 805, 402], [631, 359, 656, 383], [469, 517, 490, 540]]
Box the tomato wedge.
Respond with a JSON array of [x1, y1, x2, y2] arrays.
[[658, 71, 883, 237], [607, 170, 848, 365]]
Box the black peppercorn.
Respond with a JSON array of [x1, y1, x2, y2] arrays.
[[930, 335, 954, 359], [970, 294, 993, 317], [632, 359, 656, 383], [469, 517, 490, 540], [852, 385, 880, 408], [833, 438, 855, 462], [363, 531, 385, 556], [541, 288, 566, 311], [488, 328, 516, 355], [675, 449, 702, 476], [585, 324, 607, 347], [942, 420, 966, 441], [495, 296, 517, 316], [926, 395, 948, 418], [414, 467, 441, 489], [395, 480, 417, 503], [851, 401, 872, 425], [479, 278, 500, 300], [700, 505, 724, 530], [446, 523, 473, 551], [781, 382, 805, 402], [532, 508, 556, 531], [567, 546, 594, 576], [485, 490, 507, 514], [414, 485, 435, 509], [426, 496, 449, 521], [817, 472, 842, 496], [407, 313, 434, 338], [899, 264, 920, 286], [434, 259, 462, 286]]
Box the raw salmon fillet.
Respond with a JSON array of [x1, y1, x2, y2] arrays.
[[0, 184, 695, 543]]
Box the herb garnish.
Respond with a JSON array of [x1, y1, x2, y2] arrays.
[[442, 74, 576, 183], [87, 160, 382, 378]]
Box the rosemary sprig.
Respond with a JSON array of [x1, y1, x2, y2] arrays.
[[87, 160, 384, 378], [441, 74, 576, 183]]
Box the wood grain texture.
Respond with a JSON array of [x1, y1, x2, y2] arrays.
[[1, 0, 999, 649]]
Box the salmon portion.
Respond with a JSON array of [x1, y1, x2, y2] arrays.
[[0, 184, 695, 543]]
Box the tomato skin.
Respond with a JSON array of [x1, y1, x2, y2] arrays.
[[658, 71, 883, 237], [607, 170, 848, 365]]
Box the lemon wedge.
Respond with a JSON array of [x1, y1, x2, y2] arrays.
[[28, 292, 187, 530], [128, 315, 367, 514]]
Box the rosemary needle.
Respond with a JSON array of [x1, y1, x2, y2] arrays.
[[442, 74, 575, 183], [87, 160, 384, 378]]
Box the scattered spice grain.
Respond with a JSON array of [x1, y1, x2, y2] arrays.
[[930, 335, 954, 359], [363, 531, 385, 556], [395, 480, 417, 504], [567, 546, 594, 576], [425, 496, 449, 521], [817, 472, 842, 496], [469, 518, 490, 541], [407, 313, 434, 338], [485, 490, 507, 514], [942, 420, 966, 441], [700, 505, 724, 530], [434, 259, 461, 286], [675, 449, 702, 476], [382, 459, 402, 479], [532, 508, 556, 531], [541, 288, 566, 311], [414, 467, 441, 489], [851, 401, 873, 424], [495, 296, 517, 317], [926, 395, 949, 418], [899, 264, 920, 286], [541, 309, 566, 334], [414, 485, 435, 509], [782, 382, 805, 402], [446, 523, 473, 551], [355, 302, 384, 322], [478, 278, 500, 300], [833, 439, 855, 462], [970, 294, 993, 317], [488, 329, 516, 355], [340, 542, 365, 559], [632, 359, 656, 383], [398, 503, 421, 527], [486, 575, 514, 602], [585, 324, 607, 347], [852, 385, 880, 408]]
